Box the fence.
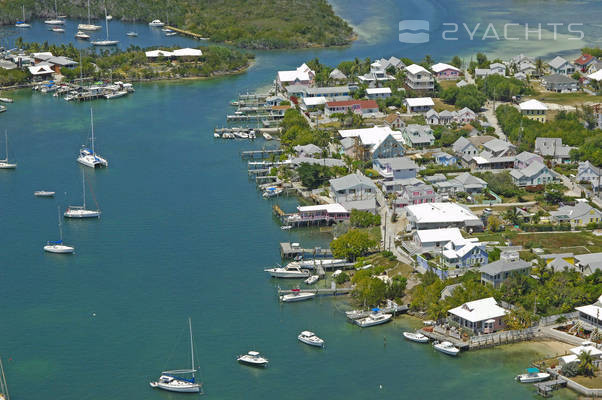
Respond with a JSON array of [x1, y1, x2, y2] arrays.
[[538, 312, 578, 327], [469, 327, 539, 349]]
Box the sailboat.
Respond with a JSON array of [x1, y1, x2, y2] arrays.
[[15, 5, 31, 28], [126, 16, 138, 37], [0, 356, 9, 400], [64, 171, 101, 219], [78, 0, 102, 30], [150, 318, 202, 393], [44, 206, 75, 254], [0, 131, 17, 169], [91, 7, 119, 46], [44, 0, 64, 25], [77, 109, 108, 168]]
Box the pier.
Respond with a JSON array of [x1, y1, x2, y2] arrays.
[[277, 287, 352, 297], [534, 379, 566, 397], [419, 328, 470, 351], [241, 149, 283, 159], [279, 242, 333, 259], [164, 26, 208, 40]]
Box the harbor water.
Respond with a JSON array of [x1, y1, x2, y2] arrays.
[[1, 0, 600, 398]]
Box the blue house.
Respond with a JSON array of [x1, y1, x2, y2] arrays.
[[441, 239, 488, 269], [434, 151, 457, 166]]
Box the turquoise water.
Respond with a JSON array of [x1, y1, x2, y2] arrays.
[[1, 0, 599, 398]]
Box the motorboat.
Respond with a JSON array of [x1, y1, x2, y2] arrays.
[[0, 98, 13, 103], [77, 109, 108, 168], [64, 171, 101, 219], [104, 90, 128, 99], [34, 191, 56, 197], [150, 318, 202, 393], [165, 32, 177, 37], [105, 15, 112, 20], [403, 331, 429, 343], [126, 32, 138, 37], [0, 131, 16, 169], [264, 265, 310, 278], [291, 259, 347, 270], [433, 341, 460, 356], [149, 19, 165, 27], [262, 187, 283, 198], [355, 310, 392, 328], [213, 133, 221, 138], [0, 106, 6, 113], [16, 5, 31, 27], [45, 206, 75, 254], [280, 290, 315, 303], [281, 225, 292, 230], [304, 275, 319, 285], [298, 331, 324, 347], [162, 28, 173, 32], [51, 27, 65, 33], [75, 31, 91, 40], [248, 130, 256, 139], [263, 133, 273, 140], [237, 351, 268, 367], [515, 368, 550, 383]]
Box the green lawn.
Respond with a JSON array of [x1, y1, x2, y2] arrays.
[[531, 92, 602, 106], [473, 231, 602, 254]]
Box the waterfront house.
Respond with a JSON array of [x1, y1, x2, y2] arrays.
[[300, 96, 326, 112], [574, 54, 597, 72], [27, 65, 54, 80], [366, 87, 392, 99], [384, 113, 405, 130], [338, 126, 405, 160], [534, 138, 574, 164], [519, 99, 548, 122], [276, 63, 315, 88], [548, 56, 575, 75], [294, 144, 322, 158], [542, 74, 578, 92], [577, 161, 602, 189], [358, 61, 394, 85], [404, 64, 434, 91], [394, 183, 437, 209], [480, 254, 531, 288], [287, 203, 349, 225], [510, 161, 559, 187], [482, 138, 516, 158], [448, 297, 507, 334], [575, 253, 602, 275], [576, 296, 602, 329], [433, 152, 457, 166], [489, 62, 506, 76], [402, 124, 435, 148], [325, 100, 379, 117], [514, 151, 544, 169], [330, 173, 377, 203], [405, 202, 483, 231], [284, 84, 307, 99], [373, 157, 418, 180], [404, 97, 434, 113], [549, 202, 602, 228], [431, 63, 461, 80], [45, 56, 78, 74]]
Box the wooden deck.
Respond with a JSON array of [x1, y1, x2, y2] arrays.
[[164, 26, 208, 40], [279, 242, 332, 259]]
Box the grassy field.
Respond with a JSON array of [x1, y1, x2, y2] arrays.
[[531, 91, 602, 106], [571, 374, 602, 389], [473, 231, 602, 254], [433, 98, 457, 112]]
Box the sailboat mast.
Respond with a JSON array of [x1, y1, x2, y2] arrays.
[[188, 318, 195, 378], [82, 170, 86, 209], [105, 7, 109, 40], [90, 108, 95, 154], [87, 0, 91, 24], [57, 206, 63, 242], [4, 130, 7, 161], [22, 4, 25, 21], [55, 0, 58, 18]]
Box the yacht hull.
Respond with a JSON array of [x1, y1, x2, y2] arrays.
[[150, 381, 201, 393], [44, 245, 74, 254]]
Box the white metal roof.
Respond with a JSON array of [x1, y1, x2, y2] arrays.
[[406, 202, 479, 224], [366, 87, 392, 94], [448, 297, 507, 323], [405, 64, 429, 75], [431, 63, 460, 73], [519, 99, 548, 111], [27, 65, 54, 75], [302, 97, 326, 106], [297, 203, 348, 213], [588, 69, 602, 82], [172, 48, 203, 57], [569, 345, 602, 357], [416, 228, 463, 244], [404, 97, 434, 107], [145, 50, 173, 57]]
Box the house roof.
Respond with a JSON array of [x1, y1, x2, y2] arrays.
[[452, 136, 473, 153], [302, 97, 327, 106], [27, 65, 54, 75], [405, 97, 434, 107], [145, 49, 173, 57], [475, 68, 491, 76], [515, 151, 541, 163], [452, 172, 487, 187], [547, 257, 576, 272], [403, 124, 434, 145], [511, 161, 551, 180], [549, 56, 569, 70], [366, 87, 392, 95], [329, 68, 347, 80], [543, 74, 577, 84], [306, 86, 350, 96], [298, 203, 348, 213], [47, 56, 78, 66], [376, 157, 418, 170], [575, 54, 595, 66], [294, 144, 322, 155], [588, 70, 602, 82], [431, 63, 460, 73], [405, 64, 429, 75], [519, 99, 548, 111], [569, 344, 602, 357], [480, 259, 531, 275], [278, 70, 311, 83], [172, 48, 203, 57], [575, 253, 602, 272], [415, 228, 464, 244], [289, 157, 345, 167], [340, 198, 377, 212], [483, 138, 515, 153], [327, 99, 378, 109], [406, 202, 480, 224], [448, 297, 507, 323], [330, 173, 377, 192], [385, 113, 401, 124]]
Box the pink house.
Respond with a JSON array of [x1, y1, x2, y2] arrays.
[[431, 63, 461, 80]]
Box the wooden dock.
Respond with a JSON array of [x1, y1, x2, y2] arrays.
[[241, 149, 283, 159], [165, 26, 208, 40], [279, 242, 333, 259], [278, 287, 352, 297], [534, 379, 566, 397], [419, 329, 470, 350]]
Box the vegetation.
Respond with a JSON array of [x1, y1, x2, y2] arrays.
[[330, 229, 377, 261], [280, 108, 331, 147], [297, 163, 336, 189], [1, 0, 354, 50], [477, 74, 534, 101], [440, 84, 486, 112], [350, 210, 381, 228], [351, 268, 407, 306], [476, 171, 522, 198]]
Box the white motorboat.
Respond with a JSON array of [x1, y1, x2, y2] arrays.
[[0, 98, 12, 103], [165, 32, 177, 36], [264, 265, 310, 278], [433, 341, 460, 356], [237, 351, 268, 367], [262, 187, 283, 198], [280, 290, 316, 303], [44, 206, 75, 254], [15, 5, 31, 27], [77, 109, 108, 168], [104, 90, 128, 99], [75, 31, 91, 40], [403, 331, 429, 343], [34, 191, 56, 197], [51, 27, 65, 33], [162, 28, 173, 32], [515, 368, 550, 383], [290, 258, 347, 270], [150, 318, 202, 393], [64, 171, 101, 219], [105, 15, 112, 20], [304, 275, 319, 285], [298, 331, 324, 347], [213, 133, 221, 138], [0, 131, 17, 169], [149, 19, 165, 27], [355, 311, 392, 328], [0, 105, 5, 113], [91, 7, 119, 46], [281, 225, 292, 230], [126, 32, 138, 37], [263, 133, 273, 140], [78, 23, 102, 30]]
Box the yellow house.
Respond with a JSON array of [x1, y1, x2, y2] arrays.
[[519, 99, 548, 123]]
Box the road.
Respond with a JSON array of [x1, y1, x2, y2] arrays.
[[482, 100, 507, 140]]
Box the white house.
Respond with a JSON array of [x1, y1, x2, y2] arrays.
[[519, 99, 548, 122], [404, 97, 434, 113], [448, 297, 507, 334], [276, 63, 315, 87], [366, 87, 392, 99], [404, 64, 434, 91], [405, 202, 483, 231]]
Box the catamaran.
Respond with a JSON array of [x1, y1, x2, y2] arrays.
[[15, 5, 31, 28], [150, 318, 202, 393], [91, 8, 119, 46], [64, 171, 101, 218], [78, 0, 102, 30], [44, 206, 75, 254], [77, 109, 108, 168], [0, 131, 16, 169], [44, 0, 64, 24]]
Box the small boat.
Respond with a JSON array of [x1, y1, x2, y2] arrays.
[[51, 27, 65, 33], [237, 351, 268, 367], [15, 5, 30, 28], [515, 368, 550, 383], [248, 130, 256, 139], [403, 331, 429, 343], [44, 19, 64, 24], [263, 133, 273, 140], [0, 131, 17, 169], [298, 331, 324, 347], [45, 206, 75, 254], [0, 98, 13, 103], [264, 265, 310, 279], [104, 90, 128, 99], [281, 225, 292, 230], [162, 28, 173, 32], [150, 318, 202, 393], [213, 133, 221, 138], [433, 341, 460, 356], [355, 310, 392, 328], [0, 105, 6, 113], [149, 19, 165, 27], [126, 32, 138, 37], [75, 31, 91, 40], [262, 187, 283, 198], [77, 109, 108, 168], [34, 191, 56, 197], [165, 32, 177, 37], [280, 290, 315, 303], [64, 171, 101, 219], [304, 275, 319, 285], [105, 15, 112, 20]]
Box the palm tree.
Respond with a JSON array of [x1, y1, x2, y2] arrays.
[[535, 58, 544, 77], [578, 350, 595, 377]]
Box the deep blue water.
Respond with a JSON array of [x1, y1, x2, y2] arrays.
[[1, 0, 599, 398]]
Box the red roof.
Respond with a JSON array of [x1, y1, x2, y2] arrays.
[[326, 99, 378, 109], [575, 54, 595, 66]]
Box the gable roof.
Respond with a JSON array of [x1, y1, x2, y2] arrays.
[[543, 74, 577, 84], [549, 56, 569, 69], [480, 259, 531, 275], [431, 63, 460, 73], [448, 297, 507, 323], [483, 138, 514, 153], [452, 136, 474, 153], [405, 97, 434, 107], [575, 54, 595, 66], [376, 157, 418, 170], [519, 99, 548, 111], [405, 64, 429, 75], [329, 68, 347, 80], [330, 173, 377, 191]]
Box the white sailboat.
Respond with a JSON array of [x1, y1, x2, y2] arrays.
[[91, 8, 119, 46], [0, 131, 16, 169], [44, 206, 75, 254], [150, 318, 202, 393], [77, 109, 108, 168], [15, 5, 31, 28], [44, 0, 64, 25], [78, 0, 102, 30], [64, 171, 101, 219], [0, 356, 9, 400]]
